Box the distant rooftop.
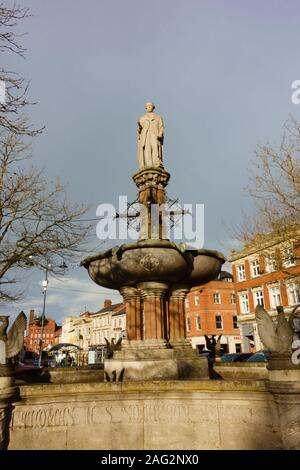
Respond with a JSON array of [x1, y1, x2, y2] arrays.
[[92, 302, 123, 315], [217, 270, 233, 281]]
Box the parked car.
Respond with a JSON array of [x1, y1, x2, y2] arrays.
[[246, 350, 270, 363], [14, 362, 43, 373], [198, 350, 211, 358], [221, 352, 253, 363]]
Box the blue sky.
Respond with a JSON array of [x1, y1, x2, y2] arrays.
[[2, 0, 300, 323]]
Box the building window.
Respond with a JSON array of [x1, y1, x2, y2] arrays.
[[283, 247, 295, 268], [254, 290, 264, 307], [196, 316, 201, 330], [237, 265, 246, 281], [251, 259, 260, 277], [194, 293, 200, 306], [287, 283, 300, 306], [239, 294, 249, 314], [186, 317, 191, 332], [269, 287, 281, 308], [215, 315, 223, 329], [119, 318, 122, 327], [235, 344, 242, 353], [185, 297, 190, 309], [213, 292, 221, 304], [233, 315, 239, 329], [231, 292, 236, 304]]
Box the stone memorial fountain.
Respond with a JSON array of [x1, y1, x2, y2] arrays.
[[81, 102, 225, 381], [3, 104, 299, 450]]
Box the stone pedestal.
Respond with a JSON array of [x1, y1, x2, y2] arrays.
[[266, 358, 300, 450], [107, 278, 208, 382], [0, 365, 18, 450], [104, 339, 209, 382]]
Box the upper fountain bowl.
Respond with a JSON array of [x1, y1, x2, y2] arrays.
[[81, 240, 225, 290]]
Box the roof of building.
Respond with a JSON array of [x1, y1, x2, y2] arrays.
[[91, 302, 123, 315], [217, 270, 233, 280], [112, 307, 126, 316], [229, 225, 300, 262]]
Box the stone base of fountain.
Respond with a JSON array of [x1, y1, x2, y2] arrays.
[[104, 339, 209, 382]]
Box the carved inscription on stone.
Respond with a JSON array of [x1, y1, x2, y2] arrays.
[[11, 403, 143, 429], [144, 402, 189, 423], [12, 407, 74, 428]]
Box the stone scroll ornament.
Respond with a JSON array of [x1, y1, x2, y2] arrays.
[[0, 312, 26, 450], [255, 304, 299, 356]]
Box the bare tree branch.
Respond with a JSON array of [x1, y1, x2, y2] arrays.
[[0, 129, 92, 302], [0, 4, 43, 136]]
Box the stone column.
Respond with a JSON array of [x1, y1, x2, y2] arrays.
[[137, 282, 169, 341], [120, 286, 142, 341], [132, 167, 170, 240], [168, 286, 190, 342]]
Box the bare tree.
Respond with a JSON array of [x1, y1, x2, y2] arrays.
[[0, 3, 42, 136], [0, 129, 91, 302], [248, 117, 299, 236], [231, 117, 300, 277]]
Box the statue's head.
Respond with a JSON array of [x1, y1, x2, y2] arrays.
[[145, 102, 155, 113]]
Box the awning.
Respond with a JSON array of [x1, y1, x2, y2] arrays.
[[48, 343, 83, 352]]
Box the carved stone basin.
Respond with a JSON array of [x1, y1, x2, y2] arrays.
[[81, 240, 225, 290], [182, 248, 226, 286]]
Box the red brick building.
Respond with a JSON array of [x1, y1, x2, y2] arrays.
[[25, 309, 60, 354], [185, 271, 242, 353], [231, 236, 300, 352]]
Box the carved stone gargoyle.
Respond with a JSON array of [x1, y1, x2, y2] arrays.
[[0, 312, 27, 367], [0, 312, 26, 451], [104, 337, 122, 359], [204, 334, 222, 359], [255, 304, 298, 357]]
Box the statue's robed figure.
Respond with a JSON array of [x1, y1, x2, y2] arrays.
[[137, 102, 164, 169]]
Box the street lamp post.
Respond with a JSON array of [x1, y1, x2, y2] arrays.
[[28, 256, 67, 367], [38, 263, 51, 367]]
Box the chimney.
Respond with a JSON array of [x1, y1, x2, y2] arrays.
[[104, 299, 112, 308], [29, 309, 35, 324]]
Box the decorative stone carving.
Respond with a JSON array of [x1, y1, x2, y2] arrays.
[[104, 337, 122, 358], [0, 313, 27, 365], [140, 254, 160, 272], [132, 166, 170, 192], [255, 305, 296, 357], [104, 369, 125, 383]]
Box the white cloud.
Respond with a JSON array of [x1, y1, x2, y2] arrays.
[[1, 272, 122, 325]]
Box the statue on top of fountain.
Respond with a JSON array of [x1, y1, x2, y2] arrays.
[[137, 102, 164, 169]]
